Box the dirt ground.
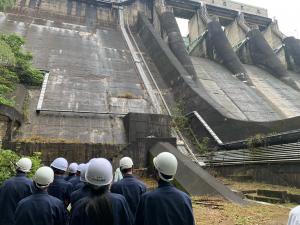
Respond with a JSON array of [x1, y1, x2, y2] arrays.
[[141, 177, 292, 225], [218, 177, 300, 195], [193, 196, 290, 225]]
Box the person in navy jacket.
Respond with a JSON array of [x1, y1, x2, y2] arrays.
[[48, 157, 73, 207], [69, 163, 85, 190], [65, 162, 78, 181], [111, 157, 147, 216], [70, 164, 91, 207], [134, 152, 195, 225], [0, 158, 33, 225], [14, 166, 68, 225], [70, 158, 133, 225]]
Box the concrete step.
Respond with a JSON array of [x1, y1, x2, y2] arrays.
[[244, 194, 284, 204], [257, 189, 288, 199]]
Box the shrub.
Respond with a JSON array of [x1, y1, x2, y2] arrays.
[[0, 33, 43, 107], [0, 0, 15, 10], [0, 150, 43, 185]]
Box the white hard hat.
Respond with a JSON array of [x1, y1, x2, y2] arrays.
[[153, 152, 178, 182], [77, 163, 85, 172], [50, 157, 68, 171], [85, 158, 113, 186], [16, 158, 32, 173], [68, 163, 78, 173], [119, 157, 133, 170], [33, 166, 54, 188], [80, 163, 88, 182]]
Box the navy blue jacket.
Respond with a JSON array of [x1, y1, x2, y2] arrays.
[[0, 172, 33, 225], [111, 174, 147, 216], [65, 174, 76, 182], [15, 189, 68, 225], [74, 182, 84, 191], [134, 181, 195, 225], [70, 192, 133, 225], [48, 175, 73, 207], [68, 176, 81, 190], [70, 184, 92, 207]]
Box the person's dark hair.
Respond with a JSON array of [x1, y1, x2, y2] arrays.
[[85, 185, 113, 225], [51, 167, 65, 175], [161, 173, 173, 180], [120, 168, 131, 174]]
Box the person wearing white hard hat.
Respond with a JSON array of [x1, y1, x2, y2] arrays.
[[14, 166, 67, 225], [70, 163, 92, 207], [69, 163, 85, 191], [0, 157, 33, 225], [111, 157, 147, 216], [70, 158, 133, 225], [135, 152, 195, 225], [68, 163, 84, 189], [114, 167, 123, 182], [48, 157, 73, 207], [65, 162, 78, 181]]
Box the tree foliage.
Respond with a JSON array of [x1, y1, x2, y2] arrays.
[[0, 0, 15, 10], [0, 149, 43, 184], [0, 33, 43, 106]]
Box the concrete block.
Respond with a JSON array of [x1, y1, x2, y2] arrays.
[[149, 142, 247, 205]]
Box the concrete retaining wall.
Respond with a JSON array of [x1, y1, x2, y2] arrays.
[[211, 163, 300, 188], [8, 141, 124, 166]]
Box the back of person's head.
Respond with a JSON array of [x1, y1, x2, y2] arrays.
[[68, 162, 78, 174], [153, 152, 178, 182], [33, 166, 54, 189], [119, 157, 133, 174], [85, 158, 114, 225], [50, 157, 68, 175], [16, 157, 32, 173]]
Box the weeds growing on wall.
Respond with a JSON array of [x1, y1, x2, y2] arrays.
[[0, 34, 43, 106], [0, 149, 42, 184], [171, 101, 210, 154]]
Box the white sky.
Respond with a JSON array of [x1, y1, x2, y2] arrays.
[[177, 0, 300, 38]]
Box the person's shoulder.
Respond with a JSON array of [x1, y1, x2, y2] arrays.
[[172, 187, 191, 200], [135, 178, 147, 188], [109, 192, 126, 201], [48, 194, 65, 205], [17, 194, 33, 206]]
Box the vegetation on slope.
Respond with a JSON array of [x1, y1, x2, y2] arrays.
[[0, 0, 15, 10], [0, 34, 43, 106]]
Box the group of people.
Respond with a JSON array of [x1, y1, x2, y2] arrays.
[[0, 151, 195, 225]]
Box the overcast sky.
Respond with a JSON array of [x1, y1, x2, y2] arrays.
[[177, 0, 300, 38]]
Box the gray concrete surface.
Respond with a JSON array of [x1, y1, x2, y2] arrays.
[[0, 13, 154, 143], [191, 57, 283, 121], [245, 65, 300, 118]]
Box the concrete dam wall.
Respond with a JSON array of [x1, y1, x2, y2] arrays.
[[1, 0, 300, 154]]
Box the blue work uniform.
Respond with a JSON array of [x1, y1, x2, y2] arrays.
[[70, 192, 133, 225], [68, 176, 81, 189], [134, 180, 195, 225], [65, 174, 76, 181], [0, 172, 33, 225], [14, 188, 68, 225], [70, 184, 92, 207], [48, 175, 73, 207], [111, 174, 147, 216], [74, 181, 84, 191]]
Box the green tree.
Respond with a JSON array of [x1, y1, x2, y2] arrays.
[[0, 150, 43, 184], [0, 0, 15, 10]]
